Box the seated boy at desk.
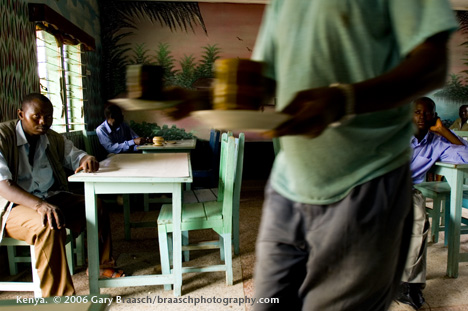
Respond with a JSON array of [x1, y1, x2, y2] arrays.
[[449, 104, 468, 131], [0, 93, 124, 297], [96, 104, 147, 154], [398, 97, 468, 309]]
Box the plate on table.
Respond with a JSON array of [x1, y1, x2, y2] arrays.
[[109, 98, 181, 111], [190, 110, 290, 132]]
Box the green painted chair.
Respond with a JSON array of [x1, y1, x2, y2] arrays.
[[83, 130, 109, 162], [0, 228, 83, 297], [157, 133, 242, 290], [182, 132, 245, 255], [0, 238, 41, 297], [272, 137, 281, 156], [415, 181, 468, 243]]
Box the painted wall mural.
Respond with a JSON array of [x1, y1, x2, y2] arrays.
[[3, 1, 468, 135], [99, 1, 210, 100], [99, 1, 265, 140], [433, 11, 468, 125], [0, 0, 39, 121]]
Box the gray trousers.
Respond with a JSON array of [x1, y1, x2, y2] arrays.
[[401, 189, 429, 284], [254, 164, 413, 311]]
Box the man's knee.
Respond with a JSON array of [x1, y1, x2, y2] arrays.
[[35, 225, 68, 245]]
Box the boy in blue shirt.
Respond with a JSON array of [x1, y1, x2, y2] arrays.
[[96, 104, 147, 154]]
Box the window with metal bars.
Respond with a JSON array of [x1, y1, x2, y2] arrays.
[[36, 30, 85, 133]]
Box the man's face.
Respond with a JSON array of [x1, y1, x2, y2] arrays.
[[413, 101, 436, 131], [107, 113, 123, 129], [18, 99, 54, 136], [460, 106, 468, 120]]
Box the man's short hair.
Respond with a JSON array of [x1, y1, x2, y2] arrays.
[[414, 96, 436, 113], [21, 93, 52, 110], [104, 104, 123, 119]]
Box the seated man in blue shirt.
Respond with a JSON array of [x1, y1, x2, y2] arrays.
[[96, 104, 147, 154], [398, 97, 468, 309]]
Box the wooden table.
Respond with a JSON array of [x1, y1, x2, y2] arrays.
[[137, 139, 196, 154], [68, 153, 192, 296], [137, 139, 196, 207], [433, 162, 468, 277]]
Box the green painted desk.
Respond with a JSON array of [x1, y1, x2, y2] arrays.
[[137, 139, 196, 211], [69, 153, 192, 296], [433, 162, 468, 277]]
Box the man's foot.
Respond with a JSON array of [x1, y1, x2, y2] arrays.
[[396, 282, 424, 310], [86, 267, 126, 279], [99, 268, 125, 279]]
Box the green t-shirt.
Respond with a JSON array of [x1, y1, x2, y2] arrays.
[[252, 0, 458, 204]]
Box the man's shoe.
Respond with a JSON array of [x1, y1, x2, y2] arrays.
[[396, 282, 420, 310], [409, 283, 425, 310]]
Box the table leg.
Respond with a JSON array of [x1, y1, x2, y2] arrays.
[[445, 170, 463, 278], [123, 194, 131, 240], [172, 183, 182, 296], [85, 182, 100, 294]]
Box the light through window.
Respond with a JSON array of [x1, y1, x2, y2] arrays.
[[36, 30, 85, 133]]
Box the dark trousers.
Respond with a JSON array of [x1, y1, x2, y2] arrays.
[[254, 164, 413, 311]]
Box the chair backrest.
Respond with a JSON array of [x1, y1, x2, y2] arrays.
[[272, 137, 281, 156], [83, 130, 108, 161], [217, 132, 245, 200], [216, 133, 245, 232], [233, 133, 245, 209], [218, 134, 237, 232], [61, 131, 85, 150]]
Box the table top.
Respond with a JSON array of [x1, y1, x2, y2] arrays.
[[136, 139, 196, 151], [68, 153, 191, 182], [435, 161, 468, 169]]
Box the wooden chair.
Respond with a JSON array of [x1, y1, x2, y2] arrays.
[[0, 229, 83, 297], [272, 137, 281, 156], [183, 132, 245, 255], [0, 238, 41, 297], [83, 130, 108, 162], [157, 133, 240, 290], [61, 130, 86, 150], [415, 181, 468, 243]]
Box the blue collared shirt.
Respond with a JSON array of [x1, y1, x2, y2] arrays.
[[411, 131, 468, 184], [0, 121, 86, 198], [95, 120, 139, 154]]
